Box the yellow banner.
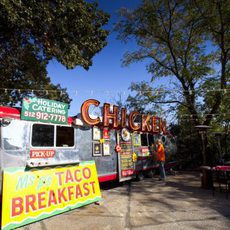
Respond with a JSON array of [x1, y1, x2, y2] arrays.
[[1, 161, 101, 230]]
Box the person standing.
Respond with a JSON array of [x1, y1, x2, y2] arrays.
[[156, 139, 166, 181]]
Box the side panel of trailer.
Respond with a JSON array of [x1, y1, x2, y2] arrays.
[[0, 104, 177, 194], [75, 126, 118, 182], [0, 119, 119, 194]]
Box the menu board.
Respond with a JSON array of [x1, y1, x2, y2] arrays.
[[118, 139, 135, 182]]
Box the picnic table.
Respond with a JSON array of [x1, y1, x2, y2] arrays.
[[212, 165, 230, 198]]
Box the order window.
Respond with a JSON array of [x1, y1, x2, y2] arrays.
[[32, 124, 54, 147], [148, 134, 154, 146], [32, 124, 74, 147], [141, 134, 148, 146], [56, 126, 74, 147]]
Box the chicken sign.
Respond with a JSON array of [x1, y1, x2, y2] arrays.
[[81, 99, 167, 134]]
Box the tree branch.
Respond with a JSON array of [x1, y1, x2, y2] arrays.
[[153, 100, 187, 107]]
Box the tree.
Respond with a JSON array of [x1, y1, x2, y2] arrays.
[[116, 0, 229, 164], [0, 0, 109, 105], [126, 81, 168, 114]]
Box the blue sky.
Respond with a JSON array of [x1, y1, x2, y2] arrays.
[[47, 0, 154, 116]]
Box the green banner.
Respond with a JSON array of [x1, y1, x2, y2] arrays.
[[21, 97, 68, 124]]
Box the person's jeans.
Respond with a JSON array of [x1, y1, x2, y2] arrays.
[[159, 161, 166, 180]]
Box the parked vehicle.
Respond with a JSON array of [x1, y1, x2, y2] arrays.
[[0, 100, 177, 198]]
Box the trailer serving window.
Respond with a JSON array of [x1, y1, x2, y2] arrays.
[[56, 126, 74, 147], [31, 124, 74, 148], [141, 134, 148, 146], [148, 134, 154, 146], [32, 124, 54, 147]]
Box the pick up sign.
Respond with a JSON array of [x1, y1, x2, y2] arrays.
[[30, 150, 56, 158]]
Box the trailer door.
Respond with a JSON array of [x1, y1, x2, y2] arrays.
[[117, 128, 135, 182]]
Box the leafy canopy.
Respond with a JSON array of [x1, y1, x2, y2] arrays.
[[116, 0, 229, 127], [0, 0, 109, 105], [116, 0, 230, 165]]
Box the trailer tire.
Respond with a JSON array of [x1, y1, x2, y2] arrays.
[[144, 170, 154, 178], [136, 172, 144, 181], [152, 169, 157, 176]]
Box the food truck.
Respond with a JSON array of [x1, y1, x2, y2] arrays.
[[0, 97, 176, 229]]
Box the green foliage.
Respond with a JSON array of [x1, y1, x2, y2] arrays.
[[126, 81, 165, 113], [117, 0, 212, 81], [116, 0, 229, 123], [0, 0, 109, 105], [116, 0, 229, 165]]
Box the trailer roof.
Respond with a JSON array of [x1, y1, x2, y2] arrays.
[[0, 106, 20, 119], [0, 106, 74, 124]]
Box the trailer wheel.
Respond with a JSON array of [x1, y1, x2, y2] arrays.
[[144, 170, 154, 178], [136, 172, 144, 181], [152, 169, 157, 176]]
